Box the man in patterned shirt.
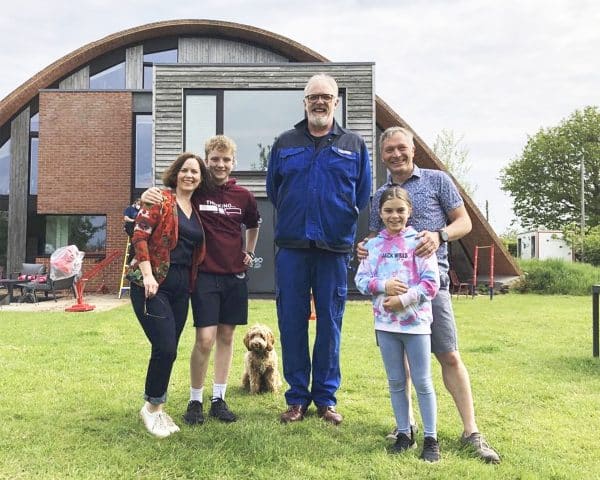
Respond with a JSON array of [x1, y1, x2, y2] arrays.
[[357, 126, 500, 464]]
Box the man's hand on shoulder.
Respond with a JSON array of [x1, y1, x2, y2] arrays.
[[356, 233, 377, 261], [415, 231, 440, 259], [141, 187, 163, 206], [356, 238, 369, 261]]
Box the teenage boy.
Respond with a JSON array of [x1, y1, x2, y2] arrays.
[[142, 135, 260, 424]]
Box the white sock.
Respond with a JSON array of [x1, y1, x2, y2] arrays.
[[190, 387, 203, 402], [212, 383, 227, 401]]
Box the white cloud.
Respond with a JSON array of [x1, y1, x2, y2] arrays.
[[1, 0, 599, 233]]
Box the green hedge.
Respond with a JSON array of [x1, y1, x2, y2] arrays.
[[513, 258, 600, 295]]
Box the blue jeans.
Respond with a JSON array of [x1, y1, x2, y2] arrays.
[[275, 248, 348, 407], [376, 330, 437, 438], [130, 264, 190, 405]]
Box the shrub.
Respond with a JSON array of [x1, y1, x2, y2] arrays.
[[514, 258, 600, 295]]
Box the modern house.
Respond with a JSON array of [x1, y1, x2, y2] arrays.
[[0, 19, 521, 292]]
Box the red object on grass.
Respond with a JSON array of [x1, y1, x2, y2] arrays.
[[65, 250, 122, 312]]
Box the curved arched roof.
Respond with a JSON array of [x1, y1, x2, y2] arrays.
[[0, 18, 520, 277]]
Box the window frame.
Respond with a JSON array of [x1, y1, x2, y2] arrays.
[[182, 88, 346, 174], [38, 214, 108, 258]]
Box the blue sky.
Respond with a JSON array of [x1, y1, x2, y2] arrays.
[[1, 0, 599, 234]]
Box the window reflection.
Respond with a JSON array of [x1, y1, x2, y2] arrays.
[[30, 138, 38, 194], [224, 91, 304, 171], [143, 49, 177, 90], [43, 215, 106, 255], [184, 90, 345, 171], [184, 95, 217, 155], [0, 140, 10, 195], [90, 62, 126, 89], [135, 115, 153, 188], [0, 210, 6, 270], [30, 113, 39, 133]]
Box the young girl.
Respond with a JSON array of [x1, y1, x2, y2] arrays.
[[354, 186, 441, 462]]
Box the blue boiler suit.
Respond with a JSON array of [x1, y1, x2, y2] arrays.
[[266, 118, 371, 407]]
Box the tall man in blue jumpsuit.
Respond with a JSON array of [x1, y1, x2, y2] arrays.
[[266, 74, 371, 425]]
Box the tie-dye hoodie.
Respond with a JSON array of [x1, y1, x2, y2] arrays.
[[354, 227, 440, 334]]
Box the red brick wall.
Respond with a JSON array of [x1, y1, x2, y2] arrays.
[[37, 91, 133, 292]]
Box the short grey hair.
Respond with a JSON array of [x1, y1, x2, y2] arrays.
[[379, 126, 414, 153], [304, 73, 339, 97]]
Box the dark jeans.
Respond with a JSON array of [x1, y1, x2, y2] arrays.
[[130, 264, 190, 405]]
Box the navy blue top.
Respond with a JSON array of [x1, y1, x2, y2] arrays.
[[170, 208, 204, 265]]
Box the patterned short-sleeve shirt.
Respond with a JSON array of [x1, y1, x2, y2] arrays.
[[369, 165, 463, 272]]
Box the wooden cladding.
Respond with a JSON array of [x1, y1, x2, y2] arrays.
[[153, 63, 375, 196]]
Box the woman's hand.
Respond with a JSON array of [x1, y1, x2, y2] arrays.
[[142, 273, 159, 298]]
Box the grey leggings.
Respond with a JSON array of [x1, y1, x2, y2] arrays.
[[376, 330, 437, 438]]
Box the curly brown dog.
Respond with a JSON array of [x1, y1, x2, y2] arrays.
[[242, 324, 282, 394]]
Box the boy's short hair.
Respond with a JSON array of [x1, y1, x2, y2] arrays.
[[205, 135, 237, 160]]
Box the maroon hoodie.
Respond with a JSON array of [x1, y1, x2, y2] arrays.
[[192, 178, 260, 274]]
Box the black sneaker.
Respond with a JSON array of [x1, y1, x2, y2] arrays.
[[182, 400, 204, 425], [386, 423, 418, 441], [389, 432, 417, 454], [209, 398, 237, 422], [420, 436, 440, 462]]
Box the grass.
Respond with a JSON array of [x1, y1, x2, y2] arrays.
[[1, 294, 599, 479]]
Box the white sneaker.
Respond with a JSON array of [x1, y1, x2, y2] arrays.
[[163, 412, 180, 433], [140, 405, 171, 438]]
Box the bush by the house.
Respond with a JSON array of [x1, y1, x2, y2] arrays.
[[513, 258, 600, 295]]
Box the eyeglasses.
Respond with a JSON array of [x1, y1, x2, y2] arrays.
[[305, 94, 336, 103], [144, 297, 165, 319]]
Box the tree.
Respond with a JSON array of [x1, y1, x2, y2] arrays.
[[432, 129, 476, 196], [500, 106, 600, 230], [562, 222, 600, 266]]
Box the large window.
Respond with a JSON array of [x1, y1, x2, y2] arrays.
[[0, 139, 10, 195], [135, 114, 153, 188], [90, 62, 126, 89], [41, 215, 106, 255], [184, 94, 217, 156], [143, 49, 177, 90], [30, 113, 39, 195], [184, 90, 345, 171], [0, 210, 6, 270]]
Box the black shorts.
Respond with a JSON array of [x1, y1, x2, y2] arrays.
[[191, 272, 248, 327]]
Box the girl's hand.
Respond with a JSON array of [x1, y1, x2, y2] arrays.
[[383, 295, 404, 312], [143, 274, 159, 298], [385, 278, 408, 296]]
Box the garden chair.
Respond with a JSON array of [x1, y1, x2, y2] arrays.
[[449, 269, 471, 299], [16, 274, 77, 303]]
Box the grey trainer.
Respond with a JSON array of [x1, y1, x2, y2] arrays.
[[461, 432, 500, 464]]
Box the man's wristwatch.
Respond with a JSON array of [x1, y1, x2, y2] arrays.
[[437, 229, 449, 244], [245, 251, 256, 259]]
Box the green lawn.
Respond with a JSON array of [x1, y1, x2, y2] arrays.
[[1, 294, 599, 479]]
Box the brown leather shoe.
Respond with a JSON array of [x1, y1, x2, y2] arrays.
[[317, 405, 343, 425], [280, 405, 307, 423]]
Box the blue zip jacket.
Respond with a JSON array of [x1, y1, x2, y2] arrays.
[[266, 119, 372, 253]]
